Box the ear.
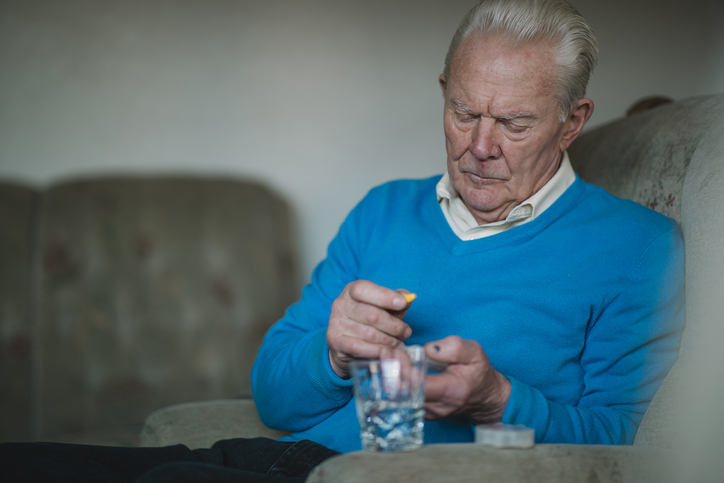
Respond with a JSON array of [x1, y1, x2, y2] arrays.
[[439, 74, 447, 95], [559, 98, 594, 152]]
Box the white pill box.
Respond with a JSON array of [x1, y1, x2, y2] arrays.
[[475, 423, 535, 449]]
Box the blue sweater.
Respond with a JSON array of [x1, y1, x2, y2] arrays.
[[251, 175, 685, 453]]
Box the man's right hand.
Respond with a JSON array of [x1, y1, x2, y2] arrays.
[[327, 280, 414, 379]]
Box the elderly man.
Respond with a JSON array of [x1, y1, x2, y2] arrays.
[[252, 0, 683, 453], [1, 0, 684, 481]]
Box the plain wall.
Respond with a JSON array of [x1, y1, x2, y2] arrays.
[[1, 0, 723, 281]]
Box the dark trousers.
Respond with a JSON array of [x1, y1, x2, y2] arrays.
[[0, 437, 339, 483]]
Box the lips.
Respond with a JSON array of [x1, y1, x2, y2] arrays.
[[466, 171, 499, 180], [462, 170, 504, 184]]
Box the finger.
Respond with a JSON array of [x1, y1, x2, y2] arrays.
[[347, 280, 408, 311], [424, 402, 451, 421], [395, 289, 417, 304], [423, 368, 477, 420], [334, 335, 403, 361], [378, 345, 401, 361], [388, 289, 416, 319], [329, 336, 402, 379], [332, 314, 409, 348], [334, 299, 412, 340], [423, 373, 460, 420], [424, 372, 456, 402], [394, 347, 424, 389], [424, 336, 484, 365]]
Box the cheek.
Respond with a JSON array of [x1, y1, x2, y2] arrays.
[[443, 122, 470, 159], [506, 138, 559, 180]]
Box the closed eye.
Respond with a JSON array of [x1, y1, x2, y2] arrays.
[[456, 113, 478, 123], [499, 120, 529, 133]]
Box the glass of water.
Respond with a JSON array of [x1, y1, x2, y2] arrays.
[[351, 345, 428, 452]]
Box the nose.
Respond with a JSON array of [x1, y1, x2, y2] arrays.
[[469, 118, 502, 160]]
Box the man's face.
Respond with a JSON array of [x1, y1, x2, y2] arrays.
[[441, 35, 588, 224]]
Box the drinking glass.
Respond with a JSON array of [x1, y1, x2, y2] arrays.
[[351, 346, 428, 452]]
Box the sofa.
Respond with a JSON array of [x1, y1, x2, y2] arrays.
[[0, 177, 298, 445], [138, 93, 724, 482]]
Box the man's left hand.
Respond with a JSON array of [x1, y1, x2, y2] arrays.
[[423, 336, 512, 424]]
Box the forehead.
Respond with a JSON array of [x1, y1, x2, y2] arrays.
[[447, 34, 558, 114]]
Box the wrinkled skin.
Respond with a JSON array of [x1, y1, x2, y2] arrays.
[[326, 33, 593, 424]]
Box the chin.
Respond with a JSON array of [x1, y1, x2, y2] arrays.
[[460, 190, 499, 213]]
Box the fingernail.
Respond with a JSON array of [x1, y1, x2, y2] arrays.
[[404, 327, 412, 339]]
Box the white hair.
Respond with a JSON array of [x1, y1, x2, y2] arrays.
[[443, 0, 598, 122]]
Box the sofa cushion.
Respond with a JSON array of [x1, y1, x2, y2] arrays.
[[140, 399, 290, 449], [307, 443, 675, 483], [34, 176, 298, 441]]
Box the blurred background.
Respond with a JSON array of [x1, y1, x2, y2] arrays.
[[1, 0, 723, 281], [1, 1, 723, 472]]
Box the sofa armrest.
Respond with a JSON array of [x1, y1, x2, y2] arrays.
[[140, 399, 290, 449], [307, 443, 674, 483]]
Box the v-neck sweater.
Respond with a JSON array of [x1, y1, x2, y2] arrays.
[[251, 175, 685, 453]]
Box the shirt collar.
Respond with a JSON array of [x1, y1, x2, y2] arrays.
[[436, 152, 575, 238]]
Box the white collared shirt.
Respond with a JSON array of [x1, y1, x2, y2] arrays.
[[436, 152, 575, 240]]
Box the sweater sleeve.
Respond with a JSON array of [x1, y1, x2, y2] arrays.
[[250, 194, 370, 432], [501, 221, 685, 444]]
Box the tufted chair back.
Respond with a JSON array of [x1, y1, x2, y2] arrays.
[[569, 94, 724, 448]]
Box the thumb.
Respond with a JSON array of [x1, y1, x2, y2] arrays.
[[424, 335, 483, 366], [389, 289, 416, 319]]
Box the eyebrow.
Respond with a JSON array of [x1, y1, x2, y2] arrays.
[[451, 98, 477, 115], [498, 112, 535, 122], [450, 98, 535, 121]]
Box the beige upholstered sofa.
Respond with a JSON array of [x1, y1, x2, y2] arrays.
[[0, 177, 298, 445], [139, 93, 724, 482]]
